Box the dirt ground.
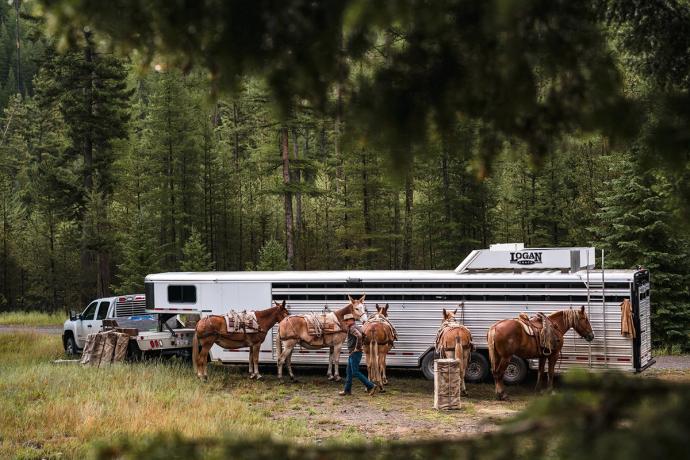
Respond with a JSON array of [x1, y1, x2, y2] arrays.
[[212, 365, 534, 443]]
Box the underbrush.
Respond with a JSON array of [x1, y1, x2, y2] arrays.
[[0, 310, 65, 327]]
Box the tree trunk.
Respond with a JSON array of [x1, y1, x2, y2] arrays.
[[281, 127, 294, 269], [402, 172, 413, 269], [80, 30, 95, 305], [361, 151, 373, 267], [14, 0, 22, 96]]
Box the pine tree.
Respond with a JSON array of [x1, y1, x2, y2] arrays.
[[593, 153, 690, 349], [255, 239, 289, 271], [180, 230, 214, 272]]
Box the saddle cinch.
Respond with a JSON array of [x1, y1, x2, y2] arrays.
[[516, 312, 560, 356]]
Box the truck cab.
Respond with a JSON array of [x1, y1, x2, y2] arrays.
[[63, 295, 147, 355]]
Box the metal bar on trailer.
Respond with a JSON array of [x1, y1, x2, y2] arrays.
[[602, 249, 608, 368], [587, 250, 591, 368]]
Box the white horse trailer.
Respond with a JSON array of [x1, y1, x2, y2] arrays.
[[144, 244, 654, 383]]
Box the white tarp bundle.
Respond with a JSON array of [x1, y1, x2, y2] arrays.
[[80, 331, 129, 367], [434, 358, 461, 410]]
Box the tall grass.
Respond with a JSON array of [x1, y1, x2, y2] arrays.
[[0, 333, 308, 459], [0, 310, 65, 327]]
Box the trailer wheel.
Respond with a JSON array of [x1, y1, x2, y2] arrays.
[[64, 334, 78, 356], [421, 351, 436, 380], [503, 357, 528, 385], [465, 352, 490, 383]]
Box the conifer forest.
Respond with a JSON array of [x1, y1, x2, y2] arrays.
[[0, 1, 688, 349]]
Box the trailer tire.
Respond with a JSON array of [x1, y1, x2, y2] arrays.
[[503, 357, 528, 385], [421, 351, 436, 381], [465, 352, 490, 383], [64, 334, 78, 356]]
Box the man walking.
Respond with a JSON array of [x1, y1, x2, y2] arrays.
[[339, 313, 378, 396]]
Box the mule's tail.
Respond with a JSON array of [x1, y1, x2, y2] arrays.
[[192, 331, 199, 375], [454, 335, 463, 361], [369, 338, 380, 386], [275, 326, 283, 358], [487, 327, 497, 374]]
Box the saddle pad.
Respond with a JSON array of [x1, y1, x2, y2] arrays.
[[301, 312, 341, 337], [434, 320, 470, 354], [224, 310, 260, 334], [366, 314, 398, 340], [516, 313, 535, 336]]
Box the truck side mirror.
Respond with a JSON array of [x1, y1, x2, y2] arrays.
[[69, 311, 77, 321]]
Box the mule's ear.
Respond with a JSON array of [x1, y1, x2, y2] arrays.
[[360, 294, 366, 302], [443, 308, 447, 317], [282, 300, 286, 308], [348, 295, 354, 303], [453, 309, 458, 315], [580, 305, 585, 313], [375, 304, 380, 312], [384, 304, 389, 313]]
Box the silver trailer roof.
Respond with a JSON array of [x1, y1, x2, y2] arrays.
[[145, 268, 638, 283]]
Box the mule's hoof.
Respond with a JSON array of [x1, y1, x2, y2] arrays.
[[461, 390, 469, 397], [248, 374, 255, 379], [496, 392, 509, 401], [334, 376, 342, 382], [327, 375, 335, 381], [256, 374, 263, 381]]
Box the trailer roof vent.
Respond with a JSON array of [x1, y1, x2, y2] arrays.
[[455, 245, 595, 274]]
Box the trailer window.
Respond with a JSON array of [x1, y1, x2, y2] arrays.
[[168, 285, 197, 303]]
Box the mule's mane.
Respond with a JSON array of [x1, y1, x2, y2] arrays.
[[549, 308, 581, 332]]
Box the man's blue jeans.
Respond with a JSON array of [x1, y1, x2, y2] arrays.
[[343, 351, 375, 393]]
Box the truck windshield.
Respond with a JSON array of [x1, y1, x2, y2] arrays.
[[82, 301, 98, 320]]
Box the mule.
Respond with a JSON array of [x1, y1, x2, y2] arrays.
[[487, 306, 594, 400], [276, 295, 368, 382], [192, 300, 290, 381], [435, 308, 474, 397], [363, 303, 396, 389]]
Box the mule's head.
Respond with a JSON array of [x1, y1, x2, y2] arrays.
[[573, 306, 595, 342], [348, 294, 367, 321], [442, 308, 457, 322], [375, 303, 390, 318], [273, 300, 290, 322]]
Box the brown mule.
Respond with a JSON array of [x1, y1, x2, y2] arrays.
[[276, 295, 368, 382], [192, 300, 290, 381], [363, 304, 396, 390], [487, 306, 594, 400], [435, 308, 474, 397]]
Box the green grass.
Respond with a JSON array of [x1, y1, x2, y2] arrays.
[[0, 332, 309, 459], [0, 310, 65, 327]]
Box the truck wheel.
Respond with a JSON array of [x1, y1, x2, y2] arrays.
[[127, 341, 143, 361], [64, 334, 78, 356], [421, 350, 436, 381], [503, 357, 528, 385], [465, 352, 490, 383]]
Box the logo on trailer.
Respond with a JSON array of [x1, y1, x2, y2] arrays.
[[509, 251, 543, 265]]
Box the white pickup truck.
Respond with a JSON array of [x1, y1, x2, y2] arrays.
[[62, 294, 197, 359]]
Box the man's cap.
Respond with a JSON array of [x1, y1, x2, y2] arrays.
[[343, 313, 354, 320]]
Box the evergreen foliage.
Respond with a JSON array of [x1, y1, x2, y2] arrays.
[[255, 239, 289, 272], [592, 153, 690, 348], [180, 230, 214, 272]]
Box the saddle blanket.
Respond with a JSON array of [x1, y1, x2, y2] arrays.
[[435, 320, 471, 354], [516, 312, 536, 336], [366, 314, 398, 341], [299, 312, 342, 337], [224, 310, 260, 334]]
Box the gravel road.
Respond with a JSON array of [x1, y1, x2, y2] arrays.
[[0, 325, 63, 335]]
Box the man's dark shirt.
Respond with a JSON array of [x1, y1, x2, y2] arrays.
[[346, 324, 364, 353]]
